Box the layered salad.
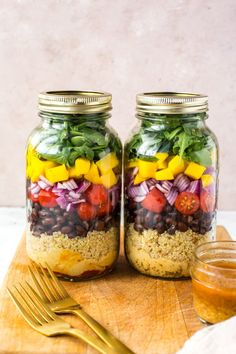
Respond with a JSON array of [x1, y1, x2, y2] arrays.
[[125, 119, 217, 278], [26, 118, 121, 280]]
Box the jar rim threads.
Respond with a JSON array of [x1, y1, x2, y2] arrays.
[[192, 240, 236, 276], [136, 92, 208, 115], [38, 90, 112, 114]]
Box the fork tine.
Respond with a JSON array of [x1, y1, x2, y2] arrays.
[[19, 284, 52, 323], [25, 281, 59, 321], [28, 265, 49, 302], [38, 264, 61, 301], [13, 286, 44, 325], [7, 287, 38, 327], [45, 262, 68, 298], [31, 263, 56, 303]]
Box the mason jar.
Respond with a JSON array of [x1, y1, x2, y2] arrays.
[[26, 91, 122, 280], [125, 92, 218, 278]]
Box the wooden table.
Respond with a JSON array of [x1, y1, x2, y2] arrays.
[[0, 226, 231, 354]]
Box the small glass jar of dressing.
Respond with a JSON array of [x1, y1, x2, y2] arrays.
[[191, 241, 236, 324]]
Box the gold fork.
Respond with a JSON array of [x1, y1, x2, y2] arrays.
[[7, 282, 116, 354], [29, 263, 135, 354]]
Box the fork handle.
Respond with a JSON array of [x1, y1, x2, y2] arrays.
[[70, 308, 135, 354], [65, 328, 116, 354]]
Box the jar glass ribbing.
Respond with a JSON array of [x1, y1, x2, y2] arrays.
[[124, 92, 218, 279], [26, 91, 122, 281]]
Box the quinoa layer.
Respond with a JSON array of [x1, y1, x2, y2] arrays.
[[125, 223, 214, 278], [26, 226, 119, 277]]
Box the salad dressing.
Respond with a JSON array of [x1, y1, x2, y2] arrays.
[[191, 242, 236, 323]]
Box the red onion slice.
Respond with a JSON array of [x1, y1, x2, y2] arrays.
[[140, 181, 149, 195], [156, 184, 168, 194], [52, 188, 67, 195], [56, 196, 67, 209], [128, 184, 146, 198], [75, 180, 90, 193], [31, 185, 41, 194], [62, 179, 77, 190], [174, 173, 190, 192], [155, 181, 172, 194], [68, 191, 81, 199], [66, 203, 74, 212], [162, 181, 173, 191], [187, 180, 200, 194], [166, 187, 178, 206], [39, 175, 54, 187], [205, 167, 215, 175], [146, 178, 157, 189], [71, 199, 85, 204], [38, 180, 50, 189], [61, 181, 73, 190]]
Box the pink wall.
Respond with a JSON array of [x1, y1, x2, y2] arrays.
[[0, 0, 235, 209]]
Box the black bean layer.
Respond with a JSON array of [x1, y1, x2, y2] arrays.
[[126, 201, 215, 236], [28, 203, 118, 238]]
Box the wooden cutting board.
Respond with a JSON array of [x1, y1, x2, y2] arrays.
[[0, 226, 231, 354]]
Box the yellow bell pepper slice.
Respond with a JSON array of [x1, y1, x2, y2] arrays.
[[26, 165, 32, 179], [96, 153, 119, 174], [156, 160, 168, 170], [30, 157, 57, 182], [45, 165, 69, 183], [168, 155, 186, 176], [133, 173, 147, 185], [184, 162, 206, 180], [127, 159, 139, 168], [155, 168, 174, 181], [69, 166, 81, 178], [75, 158, 90, 175], [201, 174, 214, 187], [138, 160, 157, 178], [155, 152, 169, 161], [84, 162, 102, 184], [100, 170, 117, 188]]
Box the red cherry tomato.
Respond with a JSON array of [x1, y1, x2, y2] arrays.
[[38, 190, 57, 208], [175, 192, 200, 215], [86, 184, 108, 206], [200, 190, 215, 212], [141, 188, 166, 213], [77, 202, 97, 221], [97, 201, 113, 216]]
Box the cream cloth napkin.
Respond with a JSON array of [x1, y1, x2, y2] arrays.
[[176, 316, 236, 354]]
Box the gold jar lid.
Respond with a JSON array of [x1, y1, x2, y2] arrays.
[[38, 91, 112, 114], [136, 92, 208, 114]]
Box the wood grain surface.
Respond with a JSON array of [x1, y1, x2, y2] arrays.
[[0, 226, 231, 354]]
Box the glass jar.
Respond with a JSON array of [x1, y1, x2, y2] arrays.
[[124, 92, 218, 278], [26, 91, 122, 281], [191, 241, 236, 324]]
